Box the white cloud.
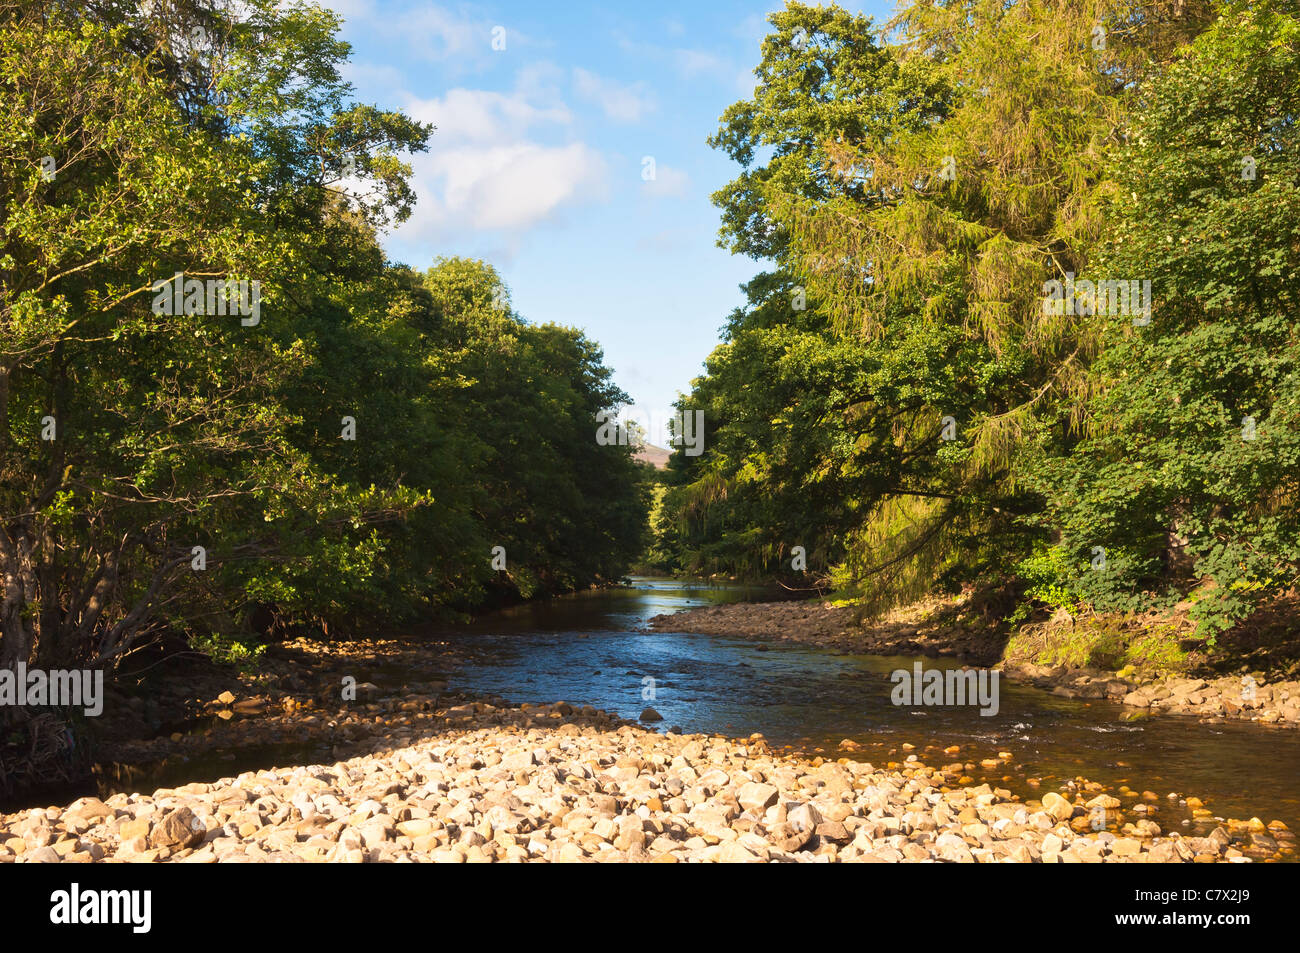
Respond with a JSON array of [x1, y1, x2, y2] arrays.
[[642, 163, 691, 198], [612, 32, 739, 84], [674, 49, 729, 77], [320, 1, 524, 71], [428, 142, 608, 231], [392, 83, 609, 241], [572, 67, 655, 122], [340, 60, 406, 97], [387, 6, 490, 63], [405, 88, 572, 143], [318, 6, 606, 243], [317, 0, 375, 20]]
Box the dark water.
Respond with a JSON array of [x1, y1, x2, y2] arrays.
[[443, 577, 1300, 839]]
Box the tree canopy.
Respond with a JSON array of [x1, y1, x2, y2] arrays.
[[0, 0, 649, 684], [652, 0, 1296, 642]]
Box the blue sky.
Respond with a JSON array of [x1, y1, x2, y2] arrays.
[[325, 0, 896, 445]]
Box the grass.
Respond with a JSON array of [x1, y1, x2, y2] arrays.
[[1003, 614, 1194, 679]]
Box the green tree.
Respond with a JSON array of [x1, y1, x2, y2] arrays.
[[658, 1, 1219, 618], [0, 5, 299, 669], [1034, 0, 1300, 637]]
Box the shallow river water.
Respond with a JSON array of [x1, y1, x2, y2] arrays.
[[42, 576, 1298, 850], [441, 577, 1300, 840]]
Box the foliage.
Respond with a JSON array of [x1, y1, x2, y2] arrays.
[[0, 0, 648, 692], [1030, 0, 1300, 639], [653, 0, 1296, 647]]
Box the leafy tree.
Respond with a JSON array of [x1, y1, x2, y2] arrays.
[[657, 1, 1224, 624], [1032, 0, 1300, 637], [1, 4, 297, 669], [1, 0, 646, 690], [657, 4, 955, 583]]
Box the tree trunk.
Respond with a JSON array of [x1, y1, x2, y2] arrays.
[[0, 524, 35, 669]]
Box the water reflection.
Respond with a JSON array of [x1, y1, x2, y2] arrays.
[[444, 576, 1300, 836]]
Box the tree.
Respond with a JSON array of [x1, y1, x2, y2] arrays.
[[658, 1, 1220, 618], [0, 0, 437, 667], [657, 3, 956, 583], [0, 5, 296, 670], [1033, 0, 1300, 637]]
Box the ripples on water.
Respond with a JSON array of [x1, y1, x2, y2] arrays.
[[28, 576, 1292, 843], [443, 577, 1300, 837]]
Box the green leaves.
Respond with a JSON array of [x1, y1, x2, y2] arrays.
[[0, 3, 645, 670], [657, 0, 1297, 643], [1031, 0, 1300, 636]]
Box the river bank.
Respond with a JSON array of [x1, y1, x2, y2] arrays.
[[3, 699, 1290, 863], [3, 579, 1295, 863], [647, 598, 1300, 727]]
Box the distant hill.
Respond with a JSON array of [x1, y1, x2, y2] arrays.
[[633, 443, 671, 470]]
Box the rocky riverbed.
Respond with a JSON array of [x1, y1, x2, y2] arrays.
[[1, 700, 1291, 863], [650, 600, 1300, 727], [1002, 664, 1300, 723], [648, 599, 978, 656]]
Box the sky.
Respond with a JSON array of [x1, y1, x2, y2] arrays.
[[324, 0, 896, 446]]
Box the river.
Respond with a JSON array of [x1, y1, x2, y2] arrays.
[[440, 577, 1300, 842], [58, 576, 1300, 848]]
